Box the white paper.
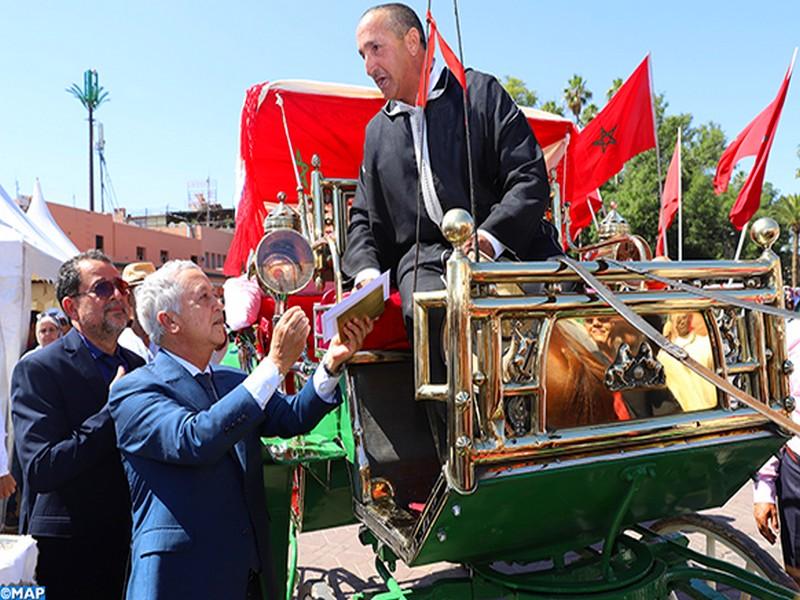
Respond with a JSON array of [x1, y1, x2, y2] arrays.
[[321, 271, 390, 342]]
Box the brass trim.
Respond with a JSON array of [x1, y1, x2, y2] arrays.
[[469, 259, 774, 284]]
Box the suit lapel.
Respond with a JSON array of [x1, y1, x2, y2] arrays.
[[156, 353, 248, 472], [154, 351, 214, 412]]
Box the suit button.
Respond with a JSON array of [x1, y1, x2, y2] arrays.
[[241, 528, 248, 535]]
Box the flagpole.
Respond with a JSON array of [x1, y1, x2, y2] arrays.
[[559, 131, 571, 248], [647, 54, 665, 204], [733, 222, 749, 261], [677, 127, 683, 261], [451, 0, 479, 262], [588, 189, 601, 231]]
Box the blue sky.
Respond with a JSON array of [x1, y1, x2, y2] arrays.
[[1, 1, 797, 217]]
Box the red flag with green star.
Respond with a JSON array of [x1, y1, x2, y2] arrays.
[[566, 55, 656, 203]]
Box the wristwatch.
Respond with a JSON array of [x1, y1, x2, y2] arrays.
[[323, 359, 344, 377]]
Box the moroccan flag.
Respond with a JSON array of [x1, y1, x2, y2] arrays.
[[567, 55, 656, 203], [656, 132, 681, 257], [723, 51, 795, 230], [417, 10, 466, 107], [566, 189, 602, 244]]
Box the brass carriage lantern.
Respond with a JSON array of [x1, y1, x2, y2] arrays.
[[248, 192, 315, 310], [598, 202, 630, 242]]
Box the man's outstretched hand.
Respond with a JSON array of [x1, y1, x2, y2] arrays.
[[268, 306, 310, 377], [324, 318, 374, 374]]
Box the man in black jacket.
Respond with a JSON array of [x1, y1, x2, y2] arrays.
[[343, 3, 560, 378], [12, 250, 144, 599]]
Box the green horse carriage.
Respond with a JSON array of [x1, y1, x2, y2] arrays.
[[231, 80, 800, 599]]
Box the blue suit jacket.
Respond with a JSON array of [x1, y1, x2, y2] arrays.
[[108, 350, 340, 600], [11, 328, 144, 539]]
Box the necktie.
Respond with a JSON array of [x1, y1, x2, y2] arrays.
[[194, 372, 219, 403]]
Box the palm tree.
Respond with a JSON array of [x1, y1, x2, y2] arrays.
[[606, 78, 624, 101], [772, 193, 800, 287], [563, 75, 592, 125], [540, 100, 565, 117], [796, 144, 799, 179], [580, 103, 599, 125], [68, 70, 109, 212]]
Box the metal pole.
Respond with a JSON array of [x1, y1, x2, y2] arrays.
[[733, 222, 749, 261], [677, 127, 683, 261], [648, 55, 664, 206], [587, 189, 601, 231], [88, 105, 94, 212], [452, 0, 479, 262]]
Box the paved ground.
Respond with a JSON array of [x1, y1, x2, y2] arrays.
[[294, 483, 788, 598]]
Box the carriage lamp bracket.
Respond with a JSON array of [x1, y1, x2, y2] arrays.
[[601, 463, 656, 580]]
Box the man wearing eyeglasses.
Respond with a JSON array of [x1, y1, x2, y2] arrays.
[[11, 249, 145, 599]]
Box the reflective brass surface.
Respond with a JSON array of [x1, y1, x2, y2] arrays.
[[263, 192, 301, 232], [751, 217, 780, 251], [440, 208, 474, 247], [406, 222, 791, 494]]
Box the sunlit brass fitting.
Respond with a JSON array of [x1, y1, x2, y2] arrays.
[[750, 217, 780, 252], [441, 209, 474, 249], [455, 391, 470, 410], [262, 191, 301, 233]]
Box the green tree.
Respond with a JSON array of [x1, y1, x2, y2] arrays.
[[770, 193, 800, 286], [502, 76, 538, 107], [540, 100, 564, 116], [601, 96, 744, 260], [606, 78, 623, 101], [564, 75, 593, 125], [796, 145, 800, 178], [580, 103, 599, 125]]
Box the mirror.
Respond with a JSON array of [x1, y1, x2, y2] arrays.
[[252, 229, 314, 296]]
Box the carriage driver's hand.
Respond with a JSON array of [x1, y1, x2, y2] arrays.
[[323, 317, 374, 374], [267, 306, 310, 377], [754, 502, 779, 544], [461, 231, 497, 259]]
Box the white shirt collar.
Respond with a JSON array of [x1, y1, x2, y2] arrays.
[[160, 348, 212, 377], [385, 60, 446, 116]]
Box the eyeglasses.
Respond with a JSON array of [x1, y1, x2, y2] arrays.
[[72, 278, 130, 300]]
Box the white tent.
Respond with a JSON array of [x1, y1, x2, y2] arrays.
[[26, 180, 79, 259], [0, 184, 70, 273], [0, 184, 66, 480]]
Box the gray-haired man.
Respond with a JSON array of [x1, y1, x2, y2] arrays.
[[109, 260, 371, 599]]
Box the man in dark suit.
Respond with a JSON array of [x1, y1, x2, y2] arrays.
[[12, 249, 144, 599], [344, 4, 561, 380], [108, 260, 371, 599]]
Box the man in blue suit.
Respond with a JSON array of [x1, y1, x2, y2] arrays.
[[12, 250, 145, 599], [108, 260, 371, 599]]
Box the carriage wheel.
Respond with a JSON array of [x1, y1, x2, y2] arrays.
[[651, 513, 797, 597]]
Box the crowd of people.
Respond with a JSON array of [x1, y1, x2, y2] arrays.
[[4, 2, 798, 597], [8, 251, 371, 599]]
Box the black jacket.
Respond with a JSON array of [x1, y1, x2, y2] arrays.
[[342, 68, 562, 285], [11, 328, 144, 539]]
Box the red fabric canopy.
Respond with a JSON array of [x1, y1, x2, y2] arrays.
[[225, 79, 575, 276]]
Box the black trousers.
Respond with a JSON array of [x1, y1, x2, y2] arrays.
[[34, 534, 129, 600], [778, 449, 800, 568]]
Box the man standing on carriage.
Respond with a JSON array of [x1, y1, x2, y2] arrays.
[[343, 2, 561, 381]]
